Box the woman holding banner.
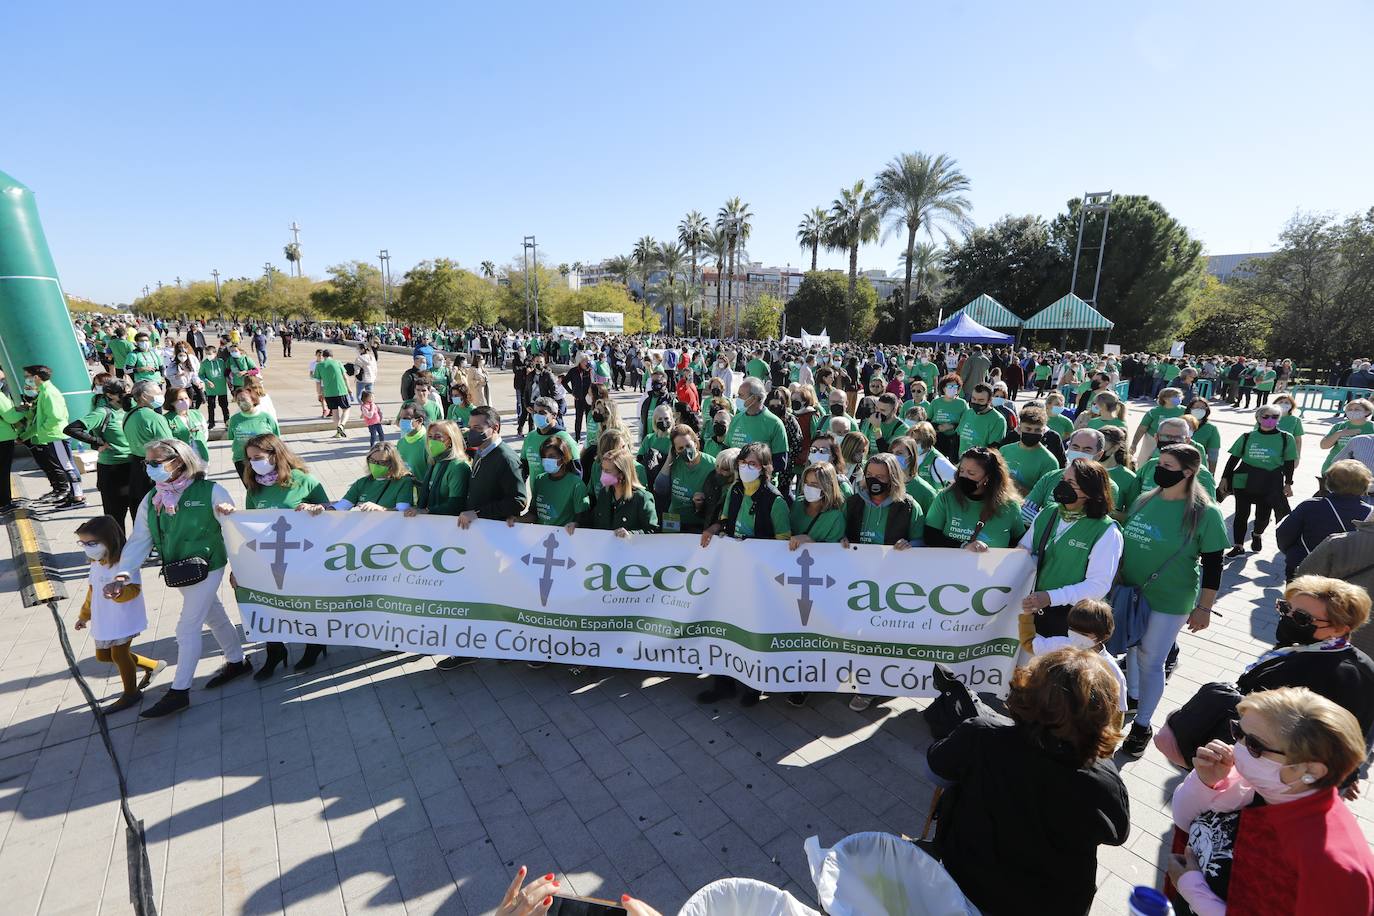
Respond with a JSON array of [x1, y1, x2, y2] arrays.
[[589, 448, 657, 537], [218, 434, 330, 678], [409, 420, 471, 517], [659, 424, 716, 534], [923, 448, 1025, 549], [300, 442, 417, 514]]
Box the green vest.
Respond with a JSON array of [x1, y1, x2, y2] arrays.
[[146, 478, 227, 571], [1030, 509, 1115, 594]]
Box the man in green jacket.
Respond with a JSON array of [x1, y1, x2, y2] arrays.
[[21, 365, 86, 508]]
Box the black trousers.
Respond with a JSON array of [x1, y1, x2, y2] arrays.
[[0, 439, 13, 505], [31, 440, 82, 495], [97, 461, 134, 534], [1232, 491, 1289, 543], [204, 394, 229, 427], [573, 401, 589, 442]]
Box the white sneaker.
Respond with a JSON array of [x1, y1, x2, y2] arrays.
[[849, 695, 873, 711]]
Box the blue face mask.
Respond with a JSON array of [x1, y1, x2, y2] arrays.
[[541, 457, 561, 474], [149, 396, 165, 409], [398, 419, 415, 434], [146, 462, 172, 483], [894, 454, 909, 471], [534, 414, 550, 430], [733, 397, 746, 413], [1050, 405, 1065, 415]]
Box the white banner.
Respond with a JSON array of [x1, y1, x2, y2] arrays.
[[800, 328, 830, 347], [223, 513, 1034, 697], [582, 311, 625, 332], [552, 325, 582, 339]]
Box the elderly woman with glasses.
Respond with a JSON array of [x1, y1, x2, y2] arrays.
[[1167, 687, 1374, 916], [1156, 576, 1374, 785]]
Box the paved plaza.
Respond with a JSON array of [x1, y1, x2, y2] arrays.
[[1, 347, 1371, 915]]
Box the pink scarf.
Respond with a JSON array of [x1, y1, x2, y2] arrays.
[[152, 475, 195, 515]]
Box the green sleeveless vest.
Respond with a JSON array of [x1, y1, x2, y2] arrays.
[[147, 478, 228, 571], [1031, 509, 1115, 593]]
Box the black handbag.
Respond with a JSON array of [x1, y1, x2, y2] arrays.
[[150, 505, 211, 588]]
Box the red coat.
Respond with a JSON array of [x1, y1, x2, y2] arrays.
[[675, 380, 700, 413]]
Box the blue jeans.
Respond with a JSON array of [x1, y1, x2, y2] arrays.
[[368, 423, 385, 446], [1124, 609, 1190, 729]]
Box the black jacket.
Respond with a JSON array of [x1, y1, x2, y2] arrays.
[[467, 442, 528, 520], [927, 719, 1130, 916]]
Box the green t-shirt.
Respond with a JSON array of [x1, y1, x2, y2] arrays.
[[1086, 416, 1127, 431], [79, 404, 131, 465], [665, 453, 717, 530], [396, 429, 430, 477], [1141, 405, 1185, 436], [1025, 468, 1121, 513], [853, 497, 924, 545], [1046, 411, 1074, 439], [925, 489, 1025, 547], [721, 487, 792, 539], [997, 442, 1060, 494], [124, 349, 162, 384], [404, 398, 443, 424], [1119, 496, 1229, 614], [108, 336, 133, 367], [1129, 457, 1218, 504], [167, 411, 210, 462], [1324, 421, 1374, 471], [1192, 421, 1221, 456], [198, 358, 228, 396], [122, 405, 175, 456], [746, 358, 770, 380], [955, 407, 1007, 454], [1107, 464, 1137, 504], [522, 429, 579, 482], [247, 469, 329, 510], [904, 474, 938, 512], [912, 361, 938, 390], [225, 410, 280, 461], [929, 396, 967, 429], [638, 431, 672, 458], [341, 475, 417, 509], [789, 502, 845, 543], [446, 403, 474, 427], [725, 409, 788, 458], [1229, 429, 1297, 473], [1278, 413, 1304, 440], [1034, 364, 1052, 381], [1253, 369, 1277, 392], [533, 471, 591, 526], [312, 358, 349, 398]]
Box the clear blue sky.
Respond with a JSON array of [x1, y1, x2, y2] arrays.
[[6, 0, 1371, 304]]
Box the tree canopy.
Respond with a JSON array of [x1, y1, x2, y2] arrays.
[[788, 271, 877, 341]]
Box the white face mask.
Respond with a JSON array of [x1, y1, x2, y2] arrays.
[[1232, 742, 1316, 804], [1064, 448, 1096, 464], [1066, 630, 1099, 650], [738, 464, 762, 483], [249, 458, 274, 475], [1347, 410, 1369, 422], [1190, 408, 1208, 420], [1277, 403, 1291, 414], [803, 485, 824, 503], [82, 543, 108, 560]]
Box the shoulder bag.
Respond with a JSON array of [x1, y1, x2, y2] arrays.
[[148, 502, 210, 588], [1105, 535, 1194, 654]]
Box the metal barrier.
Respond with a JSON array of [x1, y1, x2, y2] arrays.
[[1194, 378, 1215, 399], [1287, 385, 1374, 416]]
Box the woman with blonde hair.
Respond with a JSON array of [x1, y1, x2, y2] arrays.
[[1168, 687, 1374, 915], [1078, 390, 1127, 430], [589, 447, 657, 537], [788, 460, 846, 550], [1132, 385, 1186, 465], [410, 420, 470, 517], [838, 429, 869, 490], [300, 442, 416, 513]]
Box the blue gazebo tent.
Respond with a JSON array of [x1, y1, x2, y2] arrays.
[[910, 312, 1014, 345]]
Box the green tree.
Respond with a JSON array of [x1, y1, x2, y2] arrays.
[[941, 215, 1066, 318], [631, 236, 658, 323], [741, 293, 785, 339], [310, 261, 384, 324], [788, 271, 878, 341], [875, 152, 972, 341], [1178, 274, 1271, 354], [552, 282, 660, 335], [1231, 209, 1374, 368], [677, 210, 709, 329], [656, 240, 687, 334], [796, 206, 826, 272], [716, 197, 753, 335], [500, 259, 567, 331], [824, 180, 881, 339], [1048, 194, 1203, 348], [395, 258, 469, 327]]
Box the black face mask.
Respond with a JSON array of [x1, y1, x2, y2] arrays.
[[1052, 480, 1078, 505], [791, 399, 803, 411], [1020, 432, 1043, 447], [1153, 465, 1187, 489], [655, 420, 669, 431], [1275, 613, 1320, 647], [464, 428, 487, 449], [592, 410, 607, 423], [651, 381, 664, 391], [956, 476, 981, 497], [865, 477, 887, 497], [712, 421, 727, 438], [830, 403, 845, 416], [768, 402, 785, 418], [971, 403, 991, 414], [1091, 380, 1103, 389]]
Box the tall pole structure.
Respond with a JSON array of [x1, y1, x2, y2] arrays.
[[378, 249, 391, 323], [211, 269, 221, 302], [521, 244, 531, 332], [288, 221, 302, 277], [523, 236, 539, 332]]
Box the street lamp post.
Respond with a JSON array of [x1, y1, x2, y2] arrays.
[[378, 249, 392, 324], [211, 269, 221, 303], [522, 236, 539, 332]]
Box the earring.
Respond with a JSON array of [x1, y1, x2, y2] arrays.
[[1300, 774, 1316, 784]]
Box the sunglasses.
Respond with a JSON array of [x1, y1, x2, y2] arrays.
[[1276, 598, 1330, 629], [1231, 720, 1285, 758], [143, 459, 169, 468]]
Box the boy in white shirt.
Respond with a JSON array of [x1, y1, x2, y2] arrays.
[[1020, 598, 1128, 722]]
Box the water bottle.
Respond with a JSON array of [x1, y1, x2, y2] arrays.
[[1127, 886, 1172, 916]]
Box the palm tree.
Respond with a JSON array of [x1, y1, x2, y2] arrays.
[[677, 210, 708, 331], [824, 180, 882, 338], [480, 260, 497, 282], [702, 227, 728, 335], [284, 243, 302, 277], [557, 263, 570, 278], [631, 236, 659, 323], [606, 254, 635, 288], [715, 198, 753, 338], [899, 242, 945, 325], [656, 241, 688, 334], [875, 152, 972, 341], [796, 206, 826, 272]]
